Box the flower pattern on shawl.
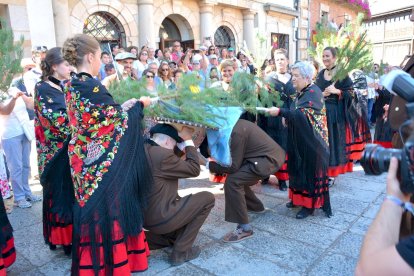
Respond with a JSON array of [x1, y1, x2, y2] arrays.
[[64, 74, 128, 207], [34, 82, 69, 174], [301, 107, 329, 146]]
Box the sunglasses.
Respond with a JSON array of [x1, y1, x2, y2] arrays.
[[141, 53, 148, 56], [162, 68, 169, 71], [174, 45, 180, 47], [146, 75, 154, 78], [209, 48, 215, 51]]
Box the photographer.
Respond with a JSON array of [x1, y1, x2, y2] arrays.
[[356, 157, 414, 275]]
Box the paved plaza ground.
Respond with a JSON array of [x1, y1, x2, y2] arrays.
[[5, 164, 386, 275]]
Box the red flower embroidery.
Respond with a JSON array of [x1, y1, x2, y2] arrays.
[[97, 124, 114, 137], [35, 125, 46, 143], [57, 116, 66, 125], [102, 141, 110, 148], [82, 112, 91, 123], [69, 144, 75, 152], [310, 89, 315, 93], [71, 154, 83, 173]]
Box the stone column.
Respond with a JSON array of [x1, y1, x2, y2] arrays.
[[52, 0, 71, 46], [199, 2, 214, 45], [242, 10, 256, 52], [138, 0, 155, 48], [26, 0, 57, 48]]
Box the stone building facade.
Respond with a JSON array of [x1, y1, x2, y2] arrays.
[[0, 0, 302, 61], [363, 1, 414, 65]]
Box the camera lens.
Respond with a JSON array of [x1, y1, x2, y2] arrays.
[[360, 144, 401, 175]]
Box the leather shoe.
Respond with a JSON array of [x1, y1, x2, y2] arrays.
[[170, 246, 201, 266], [285, 201, 297, 208], [296, 207, 314, 219]]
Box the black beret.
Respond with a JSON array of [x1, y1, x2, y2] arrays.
[[150, 124, 183, 143]]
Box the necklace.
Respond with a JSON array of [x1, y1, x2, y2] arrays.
[[326, 66, 336, 77]]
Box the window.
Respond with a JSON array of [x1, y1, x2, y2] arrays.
[[83, 12, 126, 52], [214, 26, 235, 50], [321, 11, 329, 23], [271, 33, 289, 59]]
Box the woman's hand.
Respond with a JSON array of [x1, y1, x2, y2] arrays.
[[121, 98, 138, 111], [139, 96, 151, 108], [325, 85, 340, 95], [267, 107, 280, 116]]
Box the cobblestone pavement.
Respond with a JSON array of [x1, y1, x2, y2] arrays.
[[5, 164, 386, 275]]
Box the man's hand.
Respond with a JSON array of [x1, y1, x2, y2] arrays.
[[178, 126, 194, 141], [387, 157, 411, 202], [267, 107, 280, 116]]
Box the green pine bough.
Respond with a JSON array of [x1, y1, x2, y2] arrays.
[[0, 17, 23, 103], [309, 12, 373, 83], [109, 72, 282, 128]]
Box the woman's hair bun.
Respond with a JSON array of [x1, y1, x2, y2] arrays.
[[62, 34, 100, 67]]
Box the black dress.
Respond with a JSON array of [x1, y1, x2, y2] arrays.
[[374, 87, 393, 148], [315, 70, 353, 177], [279, 83, 331, 216], [258, 73, 295, 182]]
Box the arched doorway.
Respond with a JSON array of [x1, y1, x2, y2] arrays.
[[214, 26, 235, 51], [158, 15, 194, 52], [83, 12, 126, 53]]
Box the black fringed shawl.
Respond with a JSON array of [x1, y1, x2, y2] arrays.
[[64, 73, 152, 275], [34, 79, 74, 237], [280, 83, 331, 215]]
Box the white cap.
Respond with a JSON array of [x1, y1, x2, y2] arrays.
[[208, 54, 218, 59], [199, 45, 208, 51], [115, 52, 137, 61]]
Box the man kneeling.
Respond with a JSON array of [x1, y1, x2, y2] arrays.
[[144, 124, 215, 266], [208, 119, 285, 242]]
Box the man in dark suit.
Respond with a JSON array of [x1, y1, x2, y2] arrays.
[[144, 124, 215, 266], [208, 119, 285, 242]]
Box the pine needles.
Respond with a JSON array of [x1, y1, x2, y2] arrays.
[[0, 17, 23, 102]]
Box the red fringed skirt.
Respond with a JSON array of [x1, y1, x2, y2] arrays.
[[44, 199, 72, 246], [275, 155, 289, 181], [288, 187, 326, 210], [76, 221, 150, 276], [0, 236, 16, 276]]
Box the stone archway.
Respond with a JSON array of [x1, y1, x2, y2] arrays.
[[70, 0, 138, 46], [158, 14, 195, 51], [154, 2, 199, 47]]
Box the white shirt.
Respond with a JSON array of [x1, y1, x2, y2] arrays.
[[365, 75, 377, 99], [0, 97, 28, 139], [133, 60, 148, 79], [23, 68, 42, 96]]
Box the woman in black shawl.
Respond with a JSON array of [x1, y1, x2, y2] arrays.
[[34, 47, 73, 254], [315, 47, 354, 179], [373, 71, 393, 148], [258, 48, 295, 191], [0, 196, 15, 273], [62, 34, 153, 275], [267, 61, 331, 219]]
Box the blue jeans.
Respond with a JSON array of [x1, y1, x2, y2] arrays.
[[2, 134, 33, 201], [367, 98, 375, 124]]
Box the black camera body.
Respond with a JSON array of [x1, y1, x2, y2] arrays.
[[361, 70, 414, 193]]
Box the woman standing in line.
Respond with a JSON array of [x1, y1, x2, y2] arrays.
[[34, 47, 73, 254], [62, 34, 153, 275]]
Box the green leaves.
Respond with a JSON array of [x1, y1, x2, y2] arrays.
[[109, 72, 281, 128], [0, 17, 23, 102], [309, 12, 373, 82]]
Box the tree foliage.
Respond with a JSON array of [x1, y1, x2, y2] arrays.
[[0, 17, 23, 102]]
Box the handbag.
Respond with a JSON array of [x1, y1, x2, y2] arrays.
[[14, 106, 35, 141], [20, 119, 35, 141]]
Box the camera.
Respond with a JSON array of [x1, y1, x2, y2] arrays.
[[361, 70, 414, 193]]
